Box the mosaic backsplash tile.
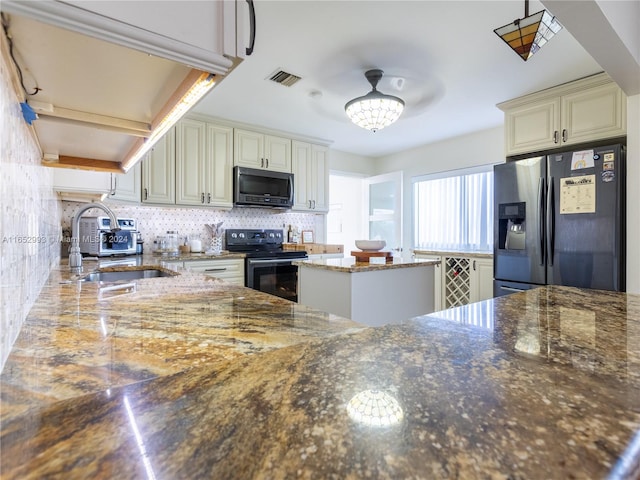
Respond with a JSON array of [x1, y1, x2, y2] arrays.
[[0, 52, 61, 371], [60, 202, 324, 251]]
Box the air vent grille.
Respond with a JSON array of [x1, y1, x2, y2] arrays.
[[268, 69, 302, 87]]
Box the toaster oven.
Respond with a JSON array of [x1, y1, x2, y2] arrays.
[[78, 216, 137, 256]]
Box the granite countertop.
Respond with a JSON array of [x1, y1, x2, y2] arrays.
[[0, 257, 363, 421], [294, 256, 439, 273], [413, 249, 493, 259], [2, 260, 640, 478]]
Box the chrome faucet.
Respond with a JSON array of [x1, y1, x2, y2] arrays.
[[69, 202, 120, 273]]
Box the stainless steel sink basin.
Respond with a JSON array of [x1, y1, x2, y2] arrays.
[[82, 269, 176, 282]]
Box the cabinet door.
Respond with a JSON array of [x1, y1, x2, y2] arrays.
[[470, 258, 494, 302], [176, 119, 207, 206], [184, 258, 244, 285], [561, 82, 627, 146], [311, 144, 329, 212], [142, 128, 175, 204], [234, 129, 264, 169], [205, 123, 234, 207], [109, 162, 141, 203], [264, 135, 292, 172], [504, 98, 560, 156], [292, 140, 312, 210]]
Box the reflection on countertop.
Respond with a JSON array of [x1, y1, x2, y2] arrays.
[[1, 265, 640, 479]]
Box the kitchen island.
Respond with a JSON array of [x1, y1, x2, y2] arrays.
[[296, 256, 439, 326], [1, 258, 640, 479]]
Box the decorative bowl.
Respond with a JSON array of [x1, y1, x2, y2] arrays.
[[355, 240, 386, 251]]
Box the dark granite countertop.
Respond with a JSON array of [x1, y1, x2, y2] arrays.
[[1, 259, 639, 479]]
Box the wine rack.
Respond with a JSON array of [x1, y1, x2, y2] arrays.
[[444, 257, 471, 308]]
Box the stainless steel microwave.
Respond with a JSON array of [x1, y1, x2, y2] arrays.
[[233, 166, 294, 209]]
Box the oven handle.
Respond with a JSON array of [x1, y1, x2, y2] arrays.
[[247, 257, 306, 265]]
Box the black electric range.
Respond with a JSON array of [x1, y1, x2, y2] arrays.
[[225, 229, 307, 302]]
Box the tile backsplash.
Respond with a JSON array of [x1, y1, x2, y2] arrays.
[[0, 51, 61, 371], [60, 202, 324, 249]]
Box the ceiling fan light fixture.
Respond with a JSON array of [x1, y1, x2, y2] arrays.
[[345, 69, 405, 132], [494, 0, 562, 61]]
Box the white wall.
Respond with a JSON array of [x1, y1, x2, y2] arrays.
[[329, 149, 377, 176], [373, 126, 504, 257]]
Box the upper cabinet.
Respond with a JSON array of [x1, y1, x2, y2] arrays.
[[292, 141, 329, 212], [176, 119, 233, 208], [234, 129, 292, 173], [1, 0, 254, 72], [109, 162, 141, 203], [142, 128, 176, 205], [498, 73, 627, 157]]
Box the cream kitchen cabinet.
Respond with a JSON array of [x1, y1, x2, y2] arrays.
[[52, 168, 113, 202], [291, 141, 329, 212], [176, 119, 233, 208], [142, 128, 176, 205], [109, 162, 141, 203], [234, 129, 291, 173], [414, 252, 493, 310], [498, 73, 626, 156], [183, 258, 245, 286], [2, 0, 250, 73]]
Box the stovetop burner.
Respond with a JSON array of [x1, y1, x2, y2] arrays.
[[225, 229, 307, 259]]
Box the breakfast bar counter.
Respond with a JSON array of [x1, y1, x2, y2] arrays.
[[295, 257, 439, 326], [1, 258, 640, 478]]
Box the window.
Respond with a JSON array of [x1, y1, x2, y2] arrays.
[[413, 167, 494, 252]]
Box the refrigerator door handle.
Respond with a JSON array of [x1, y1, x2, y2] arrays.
[[538, 177, 545, 266], [546, 177, 555, 266]]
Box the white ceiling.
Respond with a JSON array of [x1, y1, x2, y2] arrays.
[[6, 0, 635, 165], [191, 0, 603, 158]]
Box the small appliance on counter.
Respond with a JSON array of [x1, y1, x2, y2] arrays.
[[78, 216, 137, 257]]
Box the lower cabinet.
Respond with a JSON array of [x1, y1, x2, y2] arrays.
[[415, 253, 493, 310], [183, 258, 244, 285]]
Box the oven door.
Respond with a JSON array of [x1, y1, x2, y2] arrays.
[[246, 257, 302, 302]]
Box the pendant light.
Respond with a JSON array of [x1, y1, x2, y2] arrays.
[[494, 0, 562, 61], [345, 69, 405, 132]]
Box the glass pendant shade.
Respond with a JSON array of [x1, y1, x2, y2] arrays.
[[345, 69, 405, 132], [494, 5, 562, 61]]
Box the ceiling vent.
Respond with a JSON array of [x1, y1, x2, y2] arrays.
[[267, 69, 302, 87]]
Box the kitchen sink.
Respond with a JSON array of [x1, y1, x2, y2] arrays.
[[81, 268, 176, 282]]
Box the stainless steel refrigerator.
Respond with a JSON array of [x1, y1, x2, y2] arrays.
[[493, 143, 625, 296]]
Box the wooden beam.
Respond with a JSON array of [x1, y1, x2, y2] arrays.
[[30, 102, 152, 138], [43, 156, 124, 173]]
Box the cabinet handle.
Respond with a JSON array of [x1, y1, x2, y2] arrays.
[[204, 267, 227, 272], [144, 188, 148, 200], [265, 158, 269, 168], [473, 260, 476, 271], [201, 193, 205, 204], [308, 200, 312, 209], [207, 193, 211, 204], [312, 200, 316, 209], [562, 129, 567, 142], [245, 0, 256, 56], [553, 130, 559, 144]]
